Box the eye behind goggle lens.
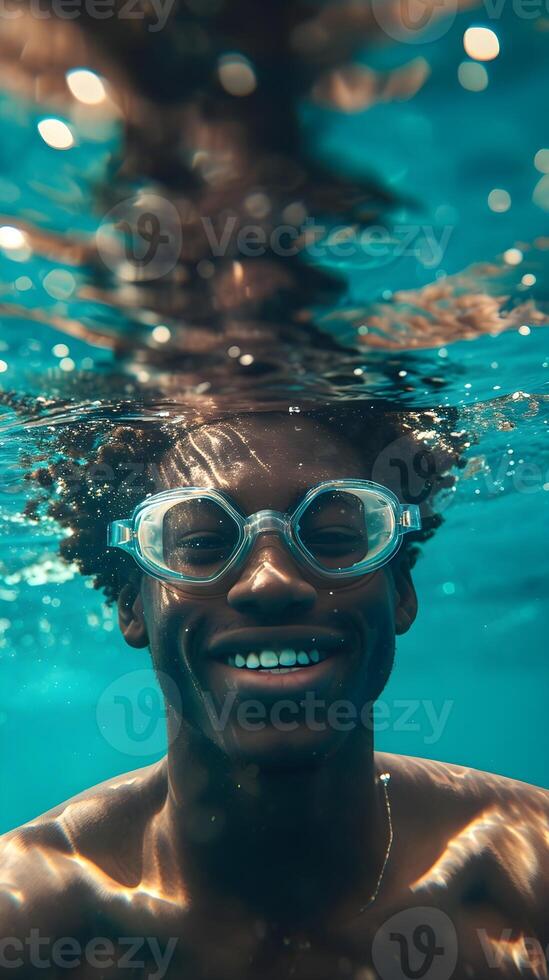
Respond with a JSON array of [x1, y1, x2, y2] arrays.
[[138, 497, 241, 580], [295, 489, 396, 572]]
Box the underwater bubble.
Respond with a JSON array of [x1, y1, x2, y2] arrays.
[[503, 249, 523, 266], [488, 188, 511, 213], [532, 174, 549, 212], [52, 344, 70, 358], [458, 61, 488, 92], [534, 149, 549, 174], [43, 269, 76, 300]]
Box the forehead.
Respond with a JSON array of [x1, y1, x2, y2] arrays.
[[157, 414, 368, 511]]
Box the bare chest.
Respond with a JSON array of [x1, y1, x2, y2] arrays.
[[82, 886, 546, 980]]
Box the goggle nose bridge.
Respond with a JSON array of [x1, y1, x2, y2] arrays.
[[244, 509, 292, 538]]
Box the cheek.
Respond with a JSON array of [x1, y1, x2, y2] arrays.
[[332, 570, 397, 637], [141, 580, 196, 673], [359, 573, 398, 691], [140, 581, 214, 730]]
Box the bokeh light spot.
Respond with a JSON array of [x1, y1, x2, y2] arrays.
[[218, 53, 257, 96], [488, 188, 511, 212], [66, 69, 107, 106], [458, 61, 488, 91], [37, 118, 74, 150], [464, 27, 500, 62]]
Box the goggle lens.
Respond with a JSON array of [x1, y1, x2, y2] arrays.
[[139, 497, 241, 580], [295, 488, 395, 572]]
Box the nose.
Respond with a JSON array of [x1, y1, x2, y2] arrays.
[[226, 537, 317, 617]]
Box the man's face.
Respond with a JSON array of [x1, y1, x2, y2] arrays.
[[119, 414, 417, 768]]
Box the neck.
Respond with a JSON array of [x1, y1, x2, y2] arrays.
[[162, 724, 386, 925]]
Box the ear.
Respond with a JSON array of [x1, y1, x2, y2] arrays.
[[392, 555, 418, 635], [117, 582, 149, 649]]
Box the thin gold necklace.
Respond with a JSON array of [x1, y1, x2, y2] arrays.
[[356, 771, 393, 915], [284, 771, 393, 950]]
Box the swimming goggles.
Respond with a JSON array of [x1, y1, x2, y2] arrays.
[[108, 480, 421, 589]]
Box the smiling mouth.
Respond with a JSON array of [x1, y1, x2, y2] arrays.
[[220, 647, 332, 673], [206, 628, 352, 682]]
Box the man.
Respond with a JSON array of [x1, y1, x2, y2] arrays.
[[1, 407, 548, 979]]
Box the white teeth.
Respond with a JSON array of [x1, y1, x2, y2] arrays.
[[279, 649, 297, 667], [259, 650, 278, 668], [224, 647, 328, 670]]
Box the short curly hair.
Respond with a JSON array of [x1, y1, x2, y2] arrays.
[[7, 399, 468, 603]]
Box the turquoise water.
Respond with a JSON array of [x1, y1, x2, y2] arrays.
[[0, 3, 548, 833]]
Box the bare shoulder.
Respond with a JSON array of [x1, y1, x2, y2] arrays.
[[0, 760, 167, 931], [378, 750, 549, 811], [378, 752, 549, 935]]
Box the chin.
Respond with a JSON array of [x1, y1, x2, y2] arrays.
[[215, 719, 360, 771], [187, 649, 379, 769]]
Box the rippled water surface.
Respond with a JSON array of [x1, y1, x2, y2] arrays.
[[0, 1, 548, 830]]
